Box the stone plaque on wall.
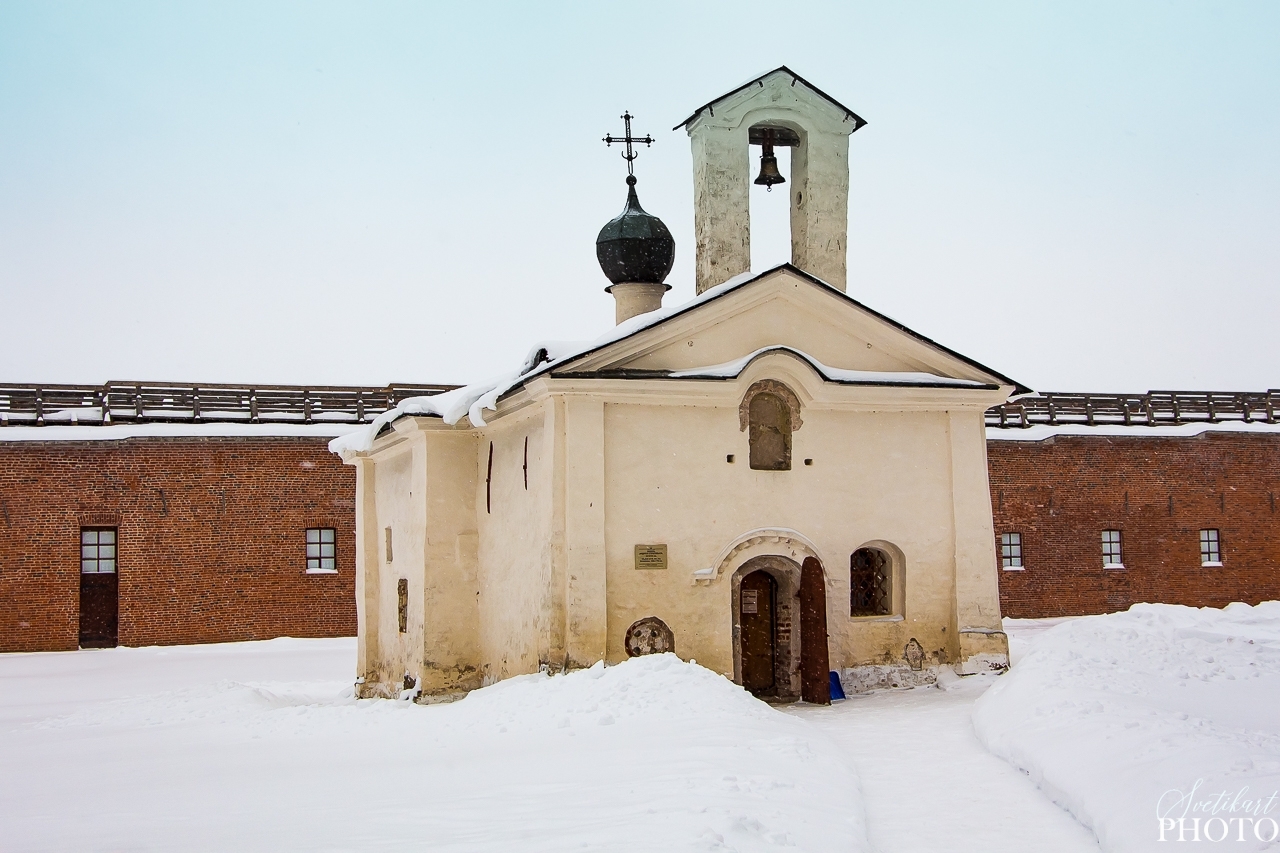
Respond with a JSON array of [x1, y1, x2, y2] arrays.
[[634, 544, 667, 570]]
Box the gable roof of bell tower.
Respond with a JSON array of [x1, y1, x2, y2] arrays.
[[674, 66, 868, 132]]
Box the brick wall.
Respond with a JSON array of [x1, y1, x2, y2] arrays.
[[0, 437, 356, 652], [989, 432, 1280, 618], [6, 430, 1277, 651]]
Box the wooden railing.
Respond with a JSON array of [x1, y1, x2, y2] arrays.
[[3, 383, 1276, 431], [0, 382, 457, 427], [986, 391, 1280, 429]]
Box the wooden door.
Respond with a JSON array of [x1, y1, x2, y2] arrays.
[[79, 573, 118, 647], [79, 528, 119, 648], [740, 570, 776, 695], [799, 556, 830, 704]]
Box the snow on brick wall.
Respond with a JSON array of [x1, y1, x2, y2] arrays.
[[0, 438, 356, 652], [989, 432, 1280, 619]]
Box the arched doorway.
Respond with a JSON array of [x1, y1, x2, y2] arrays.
[[732, 555, 802, 701], [731, 554, 830, 703]]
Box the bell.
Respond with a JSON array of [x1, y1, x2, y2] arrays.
[[754, 133, 786, 192]]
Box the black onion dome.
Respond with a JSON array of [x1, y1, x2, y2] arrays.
[[595, 177, 675, 286]]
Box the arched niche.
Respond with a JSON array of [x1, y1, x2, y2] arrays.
[[739, 379, 802, 471]]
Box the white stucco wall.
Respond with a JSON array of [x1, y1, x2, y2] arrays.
[[599, 392, 982, 679], [343, 270, 1013, 698]]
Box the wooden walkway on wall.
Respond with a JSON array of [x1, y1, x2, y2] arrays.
[[0, 382, 457, 427], [2, 383, 1276, 430], [986, 391, 1280, 429]]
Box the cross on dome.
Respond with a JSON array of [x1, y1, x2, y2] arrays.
[[602, 111, 655, 184]]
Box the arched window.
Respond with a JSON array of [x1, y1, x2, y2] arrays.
[[850, 547, 891, 616], [740, 380, 801, 471]]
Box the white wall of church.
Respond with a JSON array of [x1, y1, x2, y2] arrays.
[[348, 364, 1008, 698], [420, 428, 483, 695], [366, 442, 424, 694], [599, 394, 984, 678], [473, 406, 559, 684]]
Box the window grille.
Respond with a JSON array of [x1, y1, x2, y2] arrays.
[[850, 548, 891, 616], [80, 528, 117, 574], [1000, 532, 1023, 569], [306, 528, 336, 572], [1199, 529, 1221, 565], [1102, 530, 1124, 567]]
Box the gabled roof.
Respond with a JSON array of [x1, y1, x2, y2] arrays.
[[674, 66, 868, 132], [330, 263, 1026, 455], [545, 263, 1027, 393]]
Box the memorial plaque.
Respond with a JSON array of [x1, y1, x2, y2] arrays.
[[741, 589, 759, 614], [634, 544, 668, 570]]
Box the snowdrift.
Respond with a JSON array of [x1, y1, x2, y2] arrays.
[[976, 603, 1280, 852], [0, 648, 867, 853]]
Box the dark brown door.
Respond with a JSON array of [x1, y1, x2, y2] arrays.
[[799, 556, 830, 704], [79, 527, 119, 648], [79, 573, 118, 647], [740, 570, 776, 695]]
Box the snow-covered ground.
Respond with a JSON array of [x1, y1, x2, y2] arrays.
[[3, 603, 1277, 852], [790, 673, 1101, 853], [976, 604, 1280, 852], [0, 641, 864, 852]]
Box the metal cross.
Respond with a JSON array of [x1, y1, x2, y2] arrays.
[[603, 111, 654, 178]]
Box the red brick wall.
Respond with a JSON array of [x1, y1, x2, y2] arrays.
[[7, 430, 1277, 651], [0, 437, 356, 652], [988, 432, 1280, 618]]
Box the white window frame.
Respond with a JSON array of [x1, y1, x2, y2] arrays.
[[999, 532, 1024, 570], [306, 527, 337, 574], [1102, 529, 1124, 569], [1199, 528, 1222, 567], [80, 528, 117, 574]]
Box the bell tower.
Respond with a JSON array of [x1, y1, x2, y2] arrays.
[[675, 67, 866, 294]]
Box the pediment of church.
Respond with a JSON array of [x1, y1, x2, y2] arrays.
[[550, 265, 1023, 392]]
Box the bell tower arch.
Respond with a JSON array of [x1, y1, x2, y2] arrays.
[[676, 67, 866, 294]]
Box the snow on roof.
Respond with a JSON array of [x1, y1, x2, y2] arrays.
[[0, 423, 363, 442], [986, 420, 1280, 441], [328, 266, 1010, 457], [328, 270, 766, 456], [670, 346, 989, 387]]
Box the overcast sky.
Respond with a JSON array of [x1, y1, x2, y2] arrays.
[[2, 2, 1277, 393]]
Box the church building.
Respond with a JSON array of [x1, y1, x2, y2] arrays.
[[331, 69, 1022, 702], [4, 72, 1275, 667]]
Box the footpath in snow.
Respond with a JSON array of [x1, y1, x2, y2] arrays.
[[976, 603, 1280, 852], [0, 643, 864, 853], [790, 672, 1101, 853]]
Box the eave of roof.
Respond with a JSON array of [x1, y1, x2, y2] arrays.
[[674, 66, 868, 132], [551, 370, 1001, 391], [536, 263, 1029, 395]]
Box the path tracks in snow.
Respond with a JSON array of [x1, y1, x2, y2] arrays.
[[789, 678, 1101, 853]]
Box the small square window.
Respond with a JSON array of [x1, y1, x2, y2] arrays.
[[1199, 529, 1221, 566], [1102, 530, 1124, 568], [80, 527, 117, 574], [999, 532, 1023, 569], [306, 528, 336, 572]]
